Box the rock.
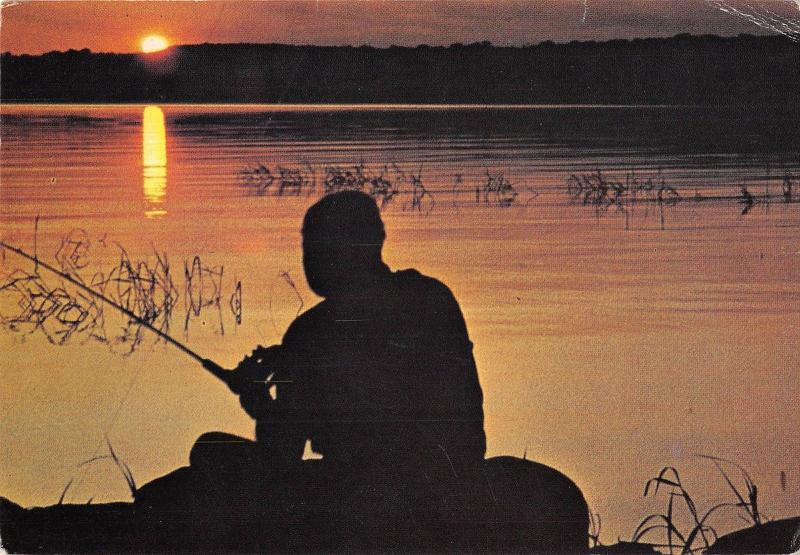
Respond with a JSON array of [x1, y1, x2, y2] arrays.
[[706, 516, 800, 554]]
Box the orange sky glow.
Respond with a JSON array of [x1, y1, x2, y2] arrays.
[[2, 0, 798, 55]]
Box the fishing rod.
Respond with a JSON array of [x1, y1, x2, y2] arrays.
[[0, 240, 240, 389]]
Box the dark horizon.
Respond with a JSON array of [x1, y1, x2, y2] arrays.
[[2, 34, 798, 106], [1, 30, 790, 58]]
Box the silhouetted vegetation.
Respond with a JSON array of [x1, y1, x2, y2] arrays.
[[61, 439, 137, 505], [2, 35, 799, 104], [629, 456, 764, 554], [0, 228, 242, 351], [567, 170, 679, 209], [587, 455, 795, 554], [238, 161, 800, 225], [566, 168, 798, 229], [238, 161, 408, 208], [478, 170, 519, 206], [238, 161, 542, 212]]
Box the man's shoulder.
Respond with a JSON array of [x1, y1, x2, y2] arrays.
[[393, 268, 472, 347], [393, 268, 458, 303], [282, 300, 329, 345], [394, 268, 445, 289]]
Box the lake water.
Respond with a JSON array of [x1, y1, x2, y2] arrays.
[[1, 104, 798, 543]]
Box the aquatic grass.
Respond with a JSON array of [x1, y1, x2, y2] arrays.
[[478, 169, 519, 207], [631, 466, 715, 554], [238, 161, 541, 211], [322, 162, 369, 194], [392, 163, 434, 213], [694, 454, 761, 526], [239, 160, 406, 207], [566, 169, 679, 225], [105, 437, 137, 498], [57, 478, 75, 505], [566, 168, 800, 229], [588, 511, 602, 549], [237, 161, 796, 225], [567, 168, 799, 213], [782, 171, 794, 202], [629, 455, 765, 554], [58, 438, 137, 504], [237, 162, 275, 193], [448, 167, 536, 208]]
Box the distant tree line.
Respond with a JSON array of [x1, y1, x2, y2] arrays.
[[2, 34, 798, 104]]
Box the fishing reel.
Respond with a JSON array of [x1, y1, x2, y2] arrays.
[[202, 344, 286, 396]]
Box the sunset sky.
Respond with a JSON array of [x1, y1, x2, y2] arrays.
[[2, 0, 799, 54]]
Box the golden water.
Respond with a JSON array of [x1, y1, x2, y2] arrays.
[[1, 104, 798, 542]]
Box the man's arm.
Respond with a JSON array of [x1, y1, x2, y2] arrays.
[[232, 344, 307, 464]]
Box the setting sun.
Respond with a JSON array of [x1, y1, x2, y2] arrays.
[[141, 35, 169, 53]]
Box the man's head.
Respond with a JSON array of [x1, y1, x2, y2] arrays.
[[301, 191, 386, 298]]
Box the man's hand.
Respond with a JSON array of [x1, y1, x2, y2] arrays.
[[232, 345, 284, 420], [239, 387, 273, 421]]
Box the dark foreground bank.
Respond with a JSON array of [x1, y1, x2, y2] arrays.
[[3, 457, 799, 553], [1, 457, 589, 553]]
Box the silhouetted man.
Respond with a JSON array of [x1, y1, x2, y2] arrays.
[[195, 190, 485, 477]]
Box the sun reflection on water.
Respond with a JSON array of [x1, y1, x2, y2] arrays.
[[142, 105, 167, 218]]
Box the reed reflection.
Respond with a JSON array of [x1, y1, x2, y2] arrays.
[[142, 106, 167, 218]]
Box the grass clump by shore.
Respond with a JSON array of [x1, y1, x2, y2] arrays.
[[591, 454, 776, 554]]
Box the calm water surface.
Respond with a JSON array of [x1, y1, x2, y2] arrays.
[[1, 104, 798, 541]]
